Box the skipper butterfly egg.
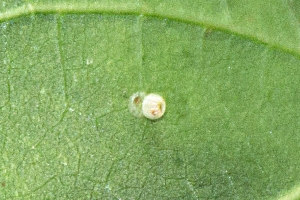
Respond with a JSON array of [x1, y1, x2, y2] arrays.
[[129, 92, 146, 118], [142, 93, 166, 120]]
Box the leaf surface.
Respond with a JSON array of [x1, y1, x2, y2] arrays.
[[1, 1, 300, 199]]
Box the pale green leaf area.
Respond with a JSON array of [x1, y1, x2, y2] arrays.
[[0, 1, 300, 200]]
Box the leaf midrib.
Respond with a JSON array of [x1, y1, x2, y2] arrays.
[[0, 2, 299, 59]]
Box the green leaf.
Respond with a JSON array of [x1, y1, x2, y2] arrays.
[[1, 1, 300, 199]]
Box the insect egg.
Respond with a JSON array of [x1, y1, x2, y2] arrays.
[[128, 92, 146, 118], [142, 93, 166, 120]]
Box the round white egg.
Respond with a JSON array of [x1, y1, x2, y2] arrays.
[[142, 93, 166, 120]]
